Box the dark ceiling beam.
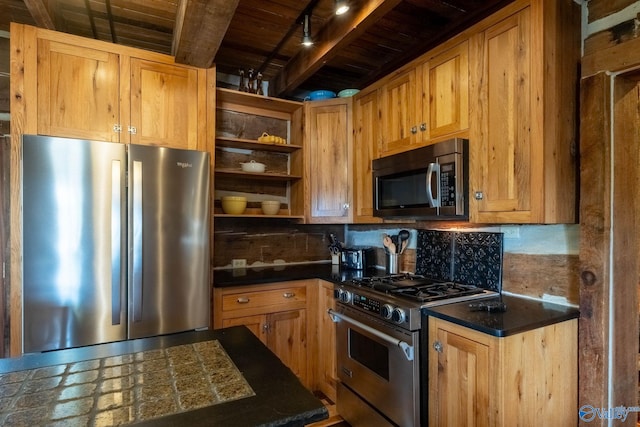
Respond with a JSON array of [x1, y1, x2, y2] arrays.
[[23, 0, 55, 30], [172, 0, 239, 69], [270, 0, 402, 97]]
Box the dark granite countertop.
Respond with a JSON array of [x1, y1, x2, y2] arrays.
[[422, 294, 579, 337], [213, 262, 384, 287], [0, 327, 328, 426]]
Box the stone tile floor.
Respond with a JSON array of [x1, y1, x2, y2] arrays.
[[0, 340, 255, 426]]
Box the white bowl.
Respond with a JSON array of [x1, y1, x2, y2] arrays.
[[261, 200, 281, 215], [240, 160, 266, 173]]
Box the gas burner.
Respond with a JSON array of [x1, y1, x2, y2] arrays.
[[344, 274, 490, 303]]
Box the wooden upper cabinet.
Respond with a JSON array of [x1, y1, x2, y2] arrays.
[[130, 58, 201, 149], [469, 0, 579, 223], [18, 24, 211, 152], [37, 40, 121, 142], [304, 98, 353, 223], [423, 41, 469, 139], [378, 41, 469, 158], [352, 91, 382, 223], [378, 69, 422, 156]]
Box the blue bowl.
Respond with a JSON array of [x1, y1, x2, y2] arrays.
[[308, 90, 336, 101]]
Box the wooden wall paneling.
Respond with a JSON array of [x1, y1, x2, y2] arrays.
[[586, 0, 637, 23], [578, 73, 610, 423], [501, 253, 579, 304], [579, 70, 640, 426], [611, 72, 640, 419]]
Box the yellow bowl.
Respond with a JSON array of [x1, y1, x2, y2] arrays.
[[261, 200, 281, 215], [221, 196, 247, 214]]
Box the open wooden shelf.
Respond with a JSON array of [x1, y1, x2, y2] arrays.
[[215, 136, 301, 153], [215, 169, 301, 181]]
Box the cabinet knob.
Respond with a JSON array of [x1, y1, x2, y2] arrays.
[[420, 123, 427, 131], [236, 297, 250, 304], [283, 292, 296, 298], [343, 203, 350, 211], [474, 191, 484, 200], [410, 126, 418, 134], [263, 323, 270, 332], [433, 341, 443, 353]]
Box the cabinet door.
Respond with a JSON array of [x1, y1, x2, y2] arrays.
[[37, 40, 121, 142], [305, 99, 352, 223], [470, 9, 536, 222], [352, 91, 382, 223], [430, 322, 490, 427], [222, 314, 267, 346], [423, 41, 469, 139], [379, 69, 421, 156], [130, 58, 201, 149], [267, 309, 307, 384], [315, 281, 337, 401]]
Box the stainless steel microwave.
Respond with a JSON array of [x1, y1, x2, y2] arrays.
[[372, 138, 468, 219]]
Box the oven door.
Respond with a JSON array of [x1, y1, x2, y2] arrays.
[[329, 305, 420, 427]]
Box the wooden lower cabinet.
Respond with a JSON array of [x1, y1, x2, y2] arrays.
[[428, 317, 577, 426], [213, 281, 310, 387], [313, 280, 338, 401]]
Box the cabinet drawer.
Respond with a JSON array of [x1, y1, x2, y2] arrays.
[[221, 286, 307, 313]]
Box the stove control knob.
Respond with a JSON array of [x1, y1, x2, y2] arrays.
[[381, 304, 394, 319], [338, 289, 352, 304], [391, 307, 406, 324]]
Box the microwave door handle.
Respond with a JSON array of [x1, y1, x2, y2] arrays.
[[426, 162, 441, 208]]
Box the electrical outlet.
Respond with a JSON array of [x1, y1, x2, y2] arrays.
[[501, 226, 520, 239], [232, 259, 247, 268]]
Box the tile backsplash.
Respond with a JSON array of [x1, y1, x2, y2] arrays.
[[416, 230, 503, 292]]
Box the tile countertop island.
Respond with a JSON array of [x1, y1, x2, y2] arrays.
[[0, 326, 328, 426]]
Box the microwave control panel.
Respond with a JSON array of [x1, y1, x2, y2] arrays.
[[439, 161, 456, 207]]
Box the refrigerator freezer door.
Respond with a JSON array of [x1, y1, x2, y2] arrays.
[[22, 135, 127, 353], [127, 144, 210, 339]]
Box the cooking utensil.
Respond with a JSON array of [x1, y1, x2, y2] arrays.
[[383, 234, 396, 254], [398, 229, 410, 254]]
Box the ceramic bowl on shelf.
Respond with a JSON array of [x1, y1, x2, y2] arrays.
[[261, 200, 281, 215], [307, 90, 336, 101], [240, 160, 266, 173], [221, 196, 247, 214], [338, 89, 360, 98]]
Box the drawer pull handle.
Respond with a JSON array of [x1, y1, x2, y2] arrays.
[[236, 297, 250, 304], [283, 292, 295, 298]]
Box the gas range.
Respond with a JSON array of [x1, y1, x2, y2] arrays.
[[334, 273, 497, 331]]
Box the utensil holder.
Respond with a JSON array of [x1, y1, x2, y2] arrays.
[[386, 253, 400, 274]]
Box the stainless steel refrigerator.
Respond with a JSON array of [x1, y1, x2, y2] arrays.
[[22, 134, 210, 353]]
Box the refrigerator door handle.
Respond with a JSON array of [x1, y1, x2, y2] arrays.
[[111, 160, 123, 325], [132, 160, 144, 322]]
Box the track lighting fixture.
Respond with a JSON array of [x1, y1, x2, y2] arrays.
[[301, 14, 313, 46], [335, 0, 349, 15]]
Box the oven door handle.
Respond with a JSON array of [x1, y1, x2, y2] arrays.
[[328, 309, 414, 361]]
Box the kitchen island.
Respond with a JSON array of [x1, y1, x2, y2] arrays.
[[0, 326, 328, 426]]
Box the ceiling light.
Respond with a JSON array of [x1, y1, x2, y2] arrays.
[[302, 14, 313, 46], [335, 0, 349, 15]]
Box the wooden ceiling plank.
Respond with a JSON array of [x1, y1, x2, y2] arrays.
[[172, 0, 239, 69], [23, 0, 56, 29], [271, 0, 403, 96]]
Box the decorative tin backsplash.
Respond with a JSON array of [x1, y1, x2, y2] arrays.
[[415, 230, 454, 281], [416, 230, 503, 292], [452, 232, 503, 291]]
